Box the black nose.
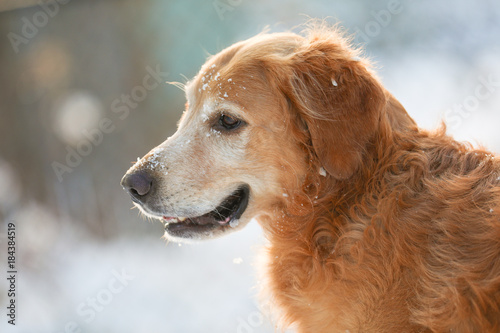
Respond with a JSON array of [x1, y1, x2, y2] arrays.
[[121, 170, 153, 201]]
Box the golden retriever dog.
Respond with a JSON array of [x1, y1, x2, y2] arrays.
[[121, 23, 500, 332]]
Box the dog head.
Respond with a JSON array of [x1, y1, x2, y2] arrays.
[[121, 26, 409, 242]]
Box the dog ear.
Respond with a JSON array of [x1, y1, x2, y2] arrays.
[[286, 47, 386, 179]]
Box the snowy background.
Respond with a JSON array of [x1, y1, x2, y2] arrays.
[[0, 0, 499, 332]]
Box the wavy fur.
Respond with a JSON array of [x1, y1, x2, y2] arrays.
[[242, 23, 500, 332]]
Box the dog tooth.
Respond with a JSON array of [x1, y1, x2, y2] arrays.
[[178, 217, 187, 222]]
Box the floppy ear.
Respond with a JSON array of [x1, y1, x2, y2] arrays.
[[286, 48, 386, 179]]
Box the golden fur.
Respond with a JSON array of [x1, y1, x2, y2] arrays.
[[253, 25, 500, 332], [124, 22, 500, 332]]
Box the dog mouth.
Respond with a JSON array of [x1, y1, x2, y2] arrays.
[[162, 185, 250, 238]]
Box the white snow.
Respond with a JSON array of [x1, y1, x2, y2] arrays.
[[0, 211, 269, 333], [233, 257, 243, 264], [210, 128, 221, 136], [132, 148, 166, 170], [229, 219, 240, 228]]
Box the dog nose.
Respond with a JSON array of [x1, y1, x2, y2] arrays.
[[121, 170, 153, 200]]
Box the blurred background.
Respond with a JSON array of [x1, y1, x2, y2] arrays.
[[0, 0, 499, 332]]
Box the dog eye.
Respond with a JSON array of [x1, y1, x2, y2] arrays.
[[218, 114, 242, 130]]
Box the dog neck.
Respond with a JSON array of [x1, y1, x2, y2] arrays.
[[258, 92, 419, 270]]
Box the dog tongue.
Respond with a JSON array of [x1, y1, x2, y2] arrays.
[[218, 216, 231, 225]]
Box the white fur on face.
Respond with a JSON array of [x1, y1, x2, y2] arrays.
[[126, 92, 253, 228], [137, 110, 240, 209], [124, 56, 304, 241]]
